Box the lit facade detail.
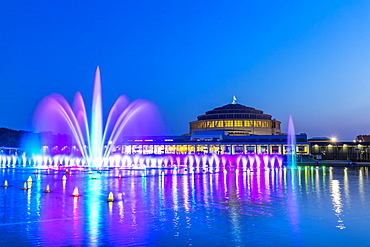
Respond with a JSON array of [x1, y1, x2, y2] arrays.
[[189, 103, 281, 135]]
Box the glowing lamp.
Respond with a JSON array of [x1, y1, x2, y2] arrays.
[[22, 182, 28, 190], [235, 169, 239, 173], [44, 185, 51, 193], [118, 174, 122, 178], [107, 192, 114, 202], [91, 175, 97, 179], [27, 176, 33, 183], [72, 187, 79, 197], [62, 175, 67, 181], [2, 180, 9, 187], [223, 169, 227, 173]]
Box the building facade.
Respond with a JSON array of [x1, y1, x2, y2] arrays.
[[309, 138, 370, 161], [188, 102, 281, 136], [116, 133, 310, 156], [115, 101, 309, 156]]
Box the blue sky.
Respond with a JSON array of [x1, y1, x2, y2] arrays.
[[1, 1, 370, 140]]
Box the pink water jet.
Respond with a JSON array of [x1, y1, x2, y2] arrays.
[[32, 67, 162, 167]]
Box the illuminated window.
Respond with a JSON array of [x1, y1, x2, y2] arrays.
[[244, 120, 253, 127], [272, 146, 279, 153], [234, 120, 242, 127], [225, 121, 233, 127], [215, 121, 224, 127], [260, 146, 268, 153], [207, 121, 215, 128], [177, 145, 188, 154], [209, 145, 221, 153], [262, 121, 270, 128], [200, 122, 206, 128], [188, 145, 195, 154], [254, 121, 262, 127], [154, 145, 165, 154]]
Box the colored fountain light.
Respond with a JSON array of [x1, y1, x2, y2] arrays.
[[72, 187, 79, 197], [22, 182, 28, 190], [0, 67, 286, 172], [2, 180, 9, 187], [107, 192, 114, 202], [32, 67, 162, 167], [44, 184, 51, 193], [287, 115, 297, 168]]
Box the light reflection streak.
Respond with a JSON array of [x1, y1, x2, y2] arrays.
[[182, 175, 190, 212], [118, 200, 124, 223], [315, 168, 321, 201], [108, 201, 113, 216], [264, 170, 270, 196], [298, 167, 302, 192], [290, 168, 296, 192], [86, 179, 102, 245], [284, 168, 287, 189], [304, 167, 308, 191], [310, 167, 314, 191], [172, 174, 178, 211], [359, 169, 364, 202], [73, 196, 79, 228], [257, 169, 261, 196], [8, 165, 363, 245], [330, 180, 345, 229], [321, 167, 326, 190], [343, 168, 350, 205], [223, 172, 227, 198]]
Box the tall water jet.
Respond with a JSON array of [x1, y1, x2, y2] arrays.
[[31, 67, 163, 167], [287, 115, 297, 168], [90, 67, 103, 166]]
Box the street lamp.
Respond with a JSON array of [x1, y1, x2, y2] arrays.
[[330, 137, 338, 160]]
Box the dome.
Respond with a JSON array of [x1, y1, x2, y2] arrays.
[[189, 102, 281, 136], [197, 103, 272, 121]]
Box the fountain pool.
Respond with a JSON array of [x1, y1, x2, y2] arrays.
[[1, 166, 370, 246]]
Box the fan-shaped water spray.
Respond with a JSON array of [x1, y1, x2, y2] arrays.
[[32, 67, 162, 167]]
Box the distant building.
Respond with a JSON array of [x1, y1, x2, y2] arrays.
[[309, 137, 370, 161], [356, 135, 370, 142], [116, 100, 309, 156], [188, 102, 281, 136]]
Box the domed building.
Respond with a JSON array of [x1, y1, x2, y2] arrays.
[[189, 100, 281, 136], [111, 98, 309, 156]]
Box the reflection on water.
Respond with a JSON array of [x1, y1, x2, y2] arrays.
[[1, 167, 370, 245]]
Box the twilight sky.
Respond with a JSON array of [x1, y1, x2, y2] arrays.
[[1, 1, 370, 141]]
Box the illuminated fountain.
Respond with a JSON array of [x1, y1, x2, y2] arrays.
[[0, 68, 285, 171], [287, 115, 297, 168], [31, 67, 161, 167]]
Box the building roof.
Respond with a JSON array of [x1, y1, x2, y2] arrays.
[[197, 103, 273, 120]]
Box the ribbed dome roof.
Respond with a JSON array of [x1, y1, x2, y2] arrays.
[[206, 103, 263, 114], [197, 103, 271, 121]]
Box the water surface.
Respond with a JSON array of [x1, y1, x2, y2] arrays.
[[1, 167, 369, 246]]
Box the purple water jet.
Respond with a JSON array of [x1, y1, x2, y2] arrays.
[[32, 67, 163, 167]]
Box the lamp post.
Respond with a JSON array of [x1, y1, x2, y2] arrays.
[[331, 137, 338, 160]]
